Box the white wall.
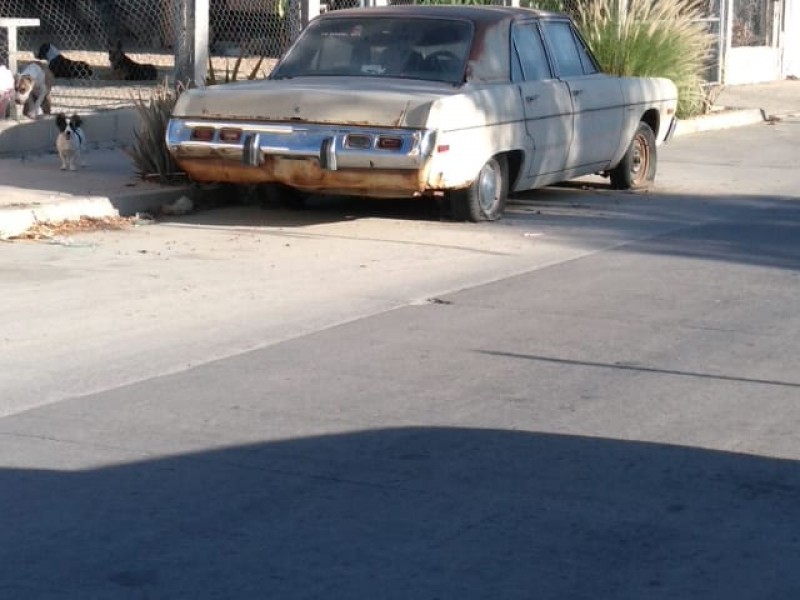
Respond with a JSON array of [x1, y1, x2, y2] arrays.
[[725, 47, 783, 84], [783, 0, 800, 77]]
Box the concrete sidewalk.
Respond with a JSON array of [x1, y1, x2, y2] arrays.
[[1, 78, 798, 239], [0, 148, 195, 238], [715, 79, 800, 119], [674, 78, 800, 136]]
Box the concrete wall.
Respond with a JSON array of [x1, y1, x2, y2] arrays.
[[0, 107, 138, 156]]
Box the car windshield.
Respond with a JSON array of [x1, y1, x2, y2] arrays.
[[271, 16, 473, 84]]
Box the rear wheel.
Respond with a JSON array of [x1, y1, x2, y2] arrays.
[[610, 121, 657, 190], [450, 155, 508, 222]]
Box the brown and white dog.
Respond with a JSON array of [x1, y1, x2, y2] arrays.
[[14, 63, 54, 119]]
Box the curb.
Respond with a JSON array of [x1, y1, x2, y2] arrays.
[[0, 185, 193, 240], [673, 107, 765, 137]]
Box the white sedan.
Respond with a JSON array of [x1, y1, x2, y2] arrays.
[[166, 5, 678, 221]]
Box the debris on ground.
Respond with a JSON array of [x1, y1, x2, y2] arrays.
[[9, 215, 140, 241], [161, 195, 194, 216], [133, 212, 157, 225]]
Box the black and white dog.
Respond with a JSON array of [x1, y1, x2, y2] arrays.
[[55, 113, 87, 171], [36, 43, 94, 79], [108, 41, 158, 81]]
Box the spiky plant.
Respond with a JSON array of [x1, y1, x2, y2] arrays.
[[125, 81, 184, 183], [576, 0, 714, 118]]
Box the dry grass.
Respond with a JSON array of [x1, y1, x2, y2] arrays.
[[9, 215, 137, 241]]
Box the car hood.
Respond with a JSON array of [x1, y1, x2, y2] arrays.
[[172, 77, 462, 129]]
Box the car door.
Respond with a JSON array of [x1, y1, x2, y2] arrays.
[[511, 21, 573, 189], [540, 19, 624, 174]]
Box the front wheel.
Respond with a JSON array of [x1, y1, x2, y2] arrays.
[[610, 122, 657, 190], [450, 155, 508, 222]]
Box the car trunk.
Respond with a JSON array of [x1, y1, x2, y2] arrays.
[[172, 77, 460, 129]]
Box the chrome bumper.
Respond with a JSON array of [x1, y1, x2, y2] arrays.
[[166, 119, 435, 170]]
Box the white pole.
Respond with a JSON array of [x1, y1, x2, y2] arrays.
[[193, 0, 209, 86], [173, 0, 208, 87], [722, 0, 733, 83], [302, 0, 321, 27]]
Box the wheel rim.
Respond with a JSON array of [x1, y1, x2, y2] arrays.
[[477, 159, 501, 215], [630, 133, 650, 186]]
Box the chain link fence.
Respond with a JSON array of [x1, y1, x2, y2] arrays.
[[731, 0, 778, 46], [0, 0, 300, 116]]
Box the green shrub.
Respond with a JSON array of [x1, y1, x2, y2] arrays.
[[125, 81, 184, 184], [576, 0, 714, 118]]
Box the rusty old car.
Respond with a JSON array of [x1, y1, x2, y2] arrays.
[[166, 5, 678, 221]]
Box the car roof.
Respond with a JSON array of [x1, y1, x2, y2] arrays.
[[308, 5, 570, 84], [318, 5, 565, 24]]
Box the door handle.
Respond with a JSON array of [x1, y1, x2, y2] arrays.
[[525, 94, 539, 103], [571, 89, 583, 97]]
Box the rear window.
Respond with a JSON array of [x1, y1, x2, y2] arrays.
[[271, 16, 474, 84]]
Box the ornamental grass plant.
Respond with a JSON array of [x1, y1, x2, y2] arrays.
[[125, 81, 184, 183], [575, 0, 715, 118]]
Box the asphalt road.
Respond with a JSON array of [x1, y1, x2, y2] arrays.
[[1, 119, 799, 598]]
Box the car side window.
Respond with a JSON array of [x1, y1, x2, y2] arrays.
[[541, 20, 594, 78], [511, 23, 552, 82], [573, 28, 600, 75]]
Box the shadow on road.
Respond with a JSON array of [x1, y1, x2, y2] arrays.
[[2, 426, 799, 598]]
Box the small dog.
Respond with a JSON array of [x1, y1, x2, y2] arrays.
[[108, 41, 158, 81], [36, 43, 94, 79], [14, 62, 54, 119], [55, 113, 87, 171]]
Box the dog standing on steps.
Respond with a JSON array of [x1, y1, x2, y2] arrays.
[[108, 41, 158, 81], [14, 62, 54, 119], [55, 113, 87, 171]]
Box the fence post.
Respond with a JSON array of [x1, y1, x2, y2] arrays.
[[174, 0, 209, 87], [302, 0, 321, 28], [722, 0, 732, 83]]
